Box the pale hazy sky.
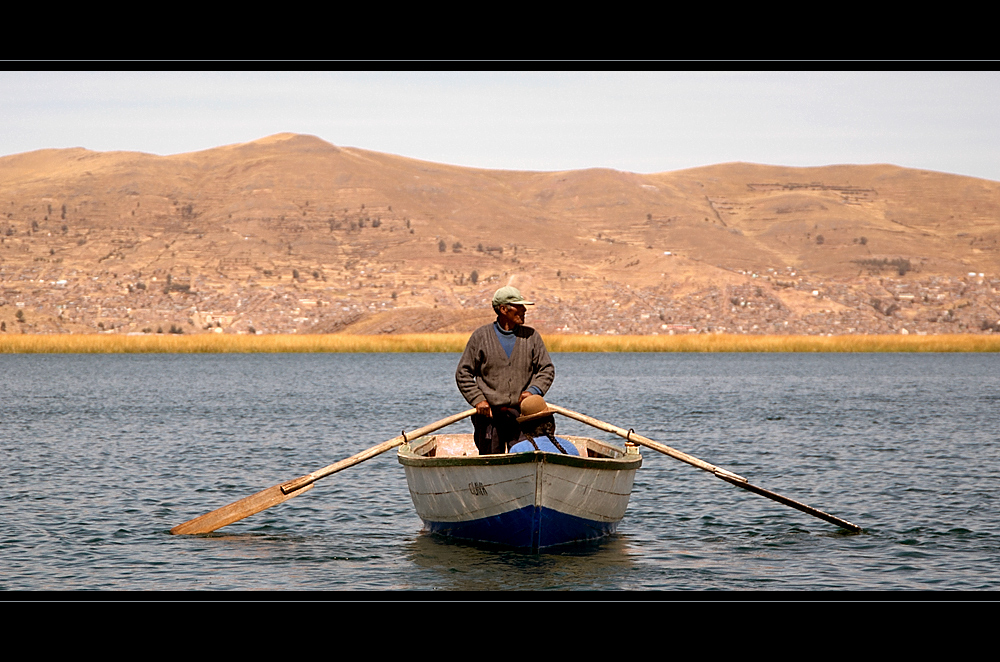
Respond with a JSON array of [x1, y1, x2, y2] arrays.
[[3, 70, 999, 181]]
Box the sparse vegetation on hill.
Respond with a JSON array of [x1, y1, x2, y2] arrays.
[[0, 134, 998, 340], [855, 257, 913, 276]]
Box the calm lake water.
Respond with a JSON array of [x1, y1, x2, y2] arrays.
[[3, 351, 999, 592]]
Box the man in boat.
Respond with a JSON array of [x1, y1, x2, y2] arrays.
[[509, 395, 579, 455], [456, 285, 555, 455]]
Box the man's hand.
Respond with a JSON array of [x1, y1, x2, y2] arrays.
[[519, 391, 532, 404], [476, 400, 492, 417]]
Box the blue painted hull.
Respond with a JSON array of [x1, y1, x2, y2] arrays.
[[423, 504, 619, 550]]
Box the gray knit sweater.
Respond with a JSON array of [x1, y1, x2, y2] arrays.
[[455, 322, 555, 408]]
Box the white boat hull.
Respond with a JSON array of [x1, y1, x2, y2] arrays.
[[398, 434, 641, 550]]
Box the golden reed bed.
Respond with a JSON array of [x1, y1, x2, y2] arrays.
[[2, 333, 999, 353]]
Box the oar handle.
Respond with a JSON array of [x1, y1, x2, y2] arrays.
[[279, 408, 476, 494], [547, 403, 747, 481]]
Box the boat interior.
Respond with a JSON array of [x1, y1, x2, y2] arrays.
[[407, 433, 629, 459]]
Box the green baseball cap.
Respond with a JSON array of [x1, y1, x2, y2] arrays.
[[492, 286, 534, 307]]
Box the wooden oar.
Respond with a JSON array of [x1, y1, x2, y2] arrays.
[[548, 403, 862, 533], [171, 408, 476, 535]]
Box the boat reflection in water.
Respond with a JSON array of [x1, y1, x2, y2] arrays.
[[398, 433, 642, 551]]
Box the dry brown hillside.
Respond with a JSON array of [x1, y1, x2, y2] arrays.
[[2, 133, 998, 337]]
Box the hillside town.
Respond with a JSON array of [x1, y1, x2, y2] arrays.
[[2, 136, 999, 338], [2, 260, 998, 337]]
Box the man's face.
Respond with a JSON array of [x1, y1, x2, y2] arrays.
[[498, 303, 526, 328]]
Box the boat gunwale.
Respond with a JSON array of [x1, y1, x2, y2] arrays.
[[397, 437, 642, 471]]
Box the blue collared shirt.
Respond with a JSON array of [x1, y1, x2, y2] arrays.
[[509, 436, 580, 455]]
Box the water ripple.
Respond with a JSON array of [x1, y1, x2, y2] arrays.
[[2, 352, 999, 590]]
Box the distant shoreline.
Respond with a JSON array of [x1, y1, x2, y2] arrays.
[[2, 333, 999, 353]]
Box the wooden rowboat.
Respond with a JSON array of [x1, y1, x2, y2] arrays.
[[171, 405, 860, 539], [397, 433, 642, 550]]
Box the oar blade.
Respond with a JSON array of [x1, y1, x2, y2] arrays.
[[717, 474, 863, 533], [549, 402, 863, 534], [171, 408, 476, 535], [170, 482, 314, 535]]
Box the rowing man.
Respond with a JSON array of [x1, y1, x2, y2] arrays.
[[455, 286, 555, 455]]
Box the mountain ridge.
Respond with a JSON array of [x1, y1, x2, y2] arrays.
[[1, 133, 998, 337]]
